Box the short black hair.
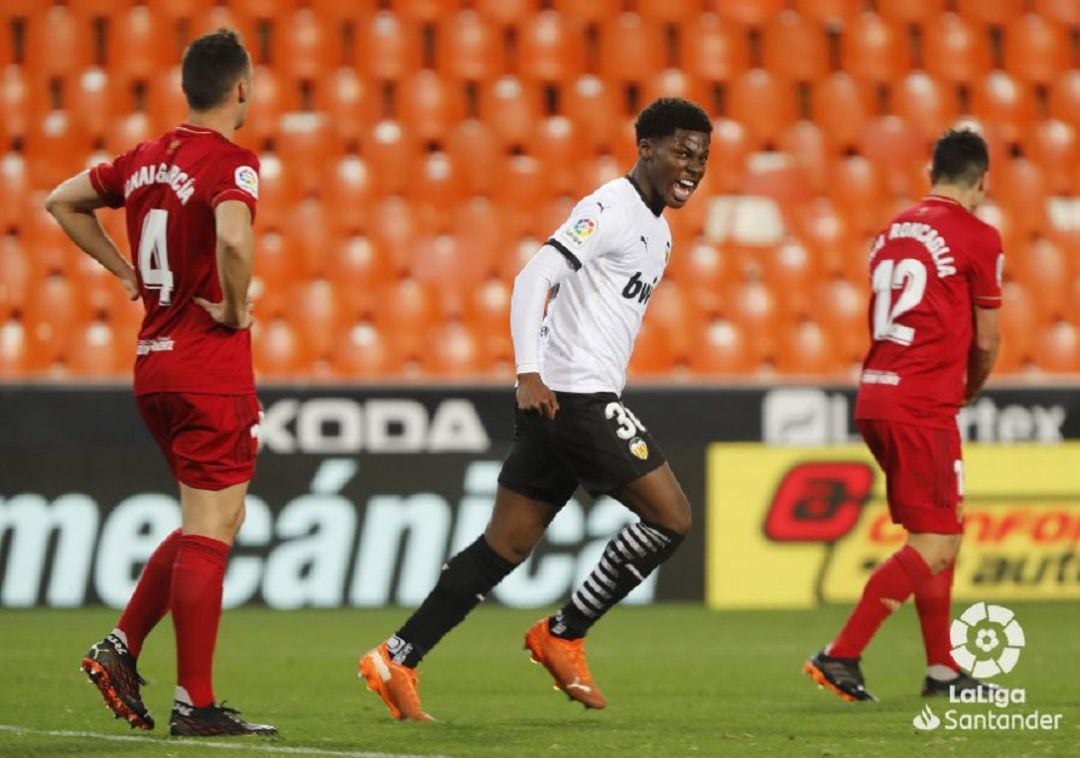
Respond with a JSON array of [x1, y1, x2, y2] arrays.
[[181, 28, 250, 111], [635, 97, 713, 142], [931, 129, 989, 187]]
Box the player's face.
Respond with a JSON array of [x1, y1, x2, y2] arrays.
[[645, 128, 710, 210]]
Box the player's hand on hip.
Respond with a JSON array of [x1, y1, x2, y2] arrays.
[[516, 372, 559, 420], [194, 297, 254, 330]]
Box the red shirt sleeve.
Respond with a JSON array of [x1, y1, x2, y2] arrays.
[[88, 154, 127, 208], [210, 149, 260, 222], [969, 225, 1004, 309]]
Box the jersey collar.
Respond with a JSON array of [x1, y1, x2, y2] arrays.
[[924, 194, 965, 208], [624, 175, 663, 217]]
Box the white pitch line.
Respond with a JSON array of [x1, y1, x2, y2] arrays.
[[0, 724, 448, 758]]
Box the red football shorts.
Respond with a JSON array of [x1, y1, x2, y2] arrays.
[[856, 418, 964, 535], [136, 392, 261, 490]]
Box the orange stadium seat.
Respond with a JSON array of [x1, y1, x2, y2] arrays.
[[104, 112, 154, 158], [146, 65, 187, 136], [814, 277, 869, 366], [681, 13, 750, 86], [410, 233, 490, 306], [1032, 321, 1080, 372], [742, 152, 814, 213], [859, 115, 926, 196], [273, 7, 337, 84], [761, 238, 819, 320], [24, 199, 76, 279], [0, 153, 31, 232], [473, 0, 535, 29], [495, 154, 547, 236], [106, 5, 175, 86], [1035, 0, 1080, 24], [519, 11, 585, 86], [463, 278, 512, 362], [358, 10, 421, 82], [70, 67, 114, 143], [998, 280, 1033, 371], [0, 232, 29, 319], [955, 0, 1025, 26], [1003, 14, 1071, 85], [598, 13, 665, 87], [368, 195, 420, 275], [24, 110, 85, 189], [1048, 70, 1080, 126], [366, 119, 414, 197], [715, 0, 786, 27], [729, 69, 797, 149], [993, 157, 1048, 236], [394, 0, 459, 23], [627, 318, 678, 377], [841, 12, 908, 84], [551, 0, 620, 24], [780, 120, 828, 194], [763, 11, 829, 83], [876, 0, 947, 26], [637, 0, 697, 23], [811, 71, 872, 154], [445, 118, 498, 196], [22, 274, 77, 368], [1012, 236, 1068, 323], [64, 320, 130, 378], [479, 75, 542, 151], [646, 280, 705, 365], [564, 74, 621, 153], [686, 318, 758, 375], [332, 320, 403, 379], [399, 70, 466, 145], [775, 319, 842, 376], [250, 231, 291, 319], [0, 318, 29, 377], [795, 0, 862, 27], [645, 68, 709, 112], [330, 235, 390, 319], [323, 153, 375, 234], [892, 70, 958, 144], [313, 67, 379, 148], [144, 0, 217, 24], [971, 70, 1035, 144], [24, 4, 93, 86], [829, 154, 887, 236], [533, 116, 586, 197], [922, 13, 993, 85], [243, 65, 288, 145], [422, 320, 492, 377], [1, 66, 31, 144], [253, 317, 310, 379], [292, 278, 341, 360], [250, 152, 291, 231], [1024, 119, 1076, 195], [438, 10, 503, 83], [700, 118, 750, 194], [283, 197, 334, 278], [666, 237, 736, 296], [724, 278, 782, 361], [276, 113, 332, 197], [790, 197, 854, 275], [374, 278, 438, 361]]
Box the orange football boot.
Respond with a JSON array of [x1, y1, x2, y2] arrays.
[[524, 618, 607, 709], [358, 644, 434, 722]]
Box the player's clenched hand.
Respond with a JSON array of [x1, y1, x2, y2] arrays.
[[516, 372, 559, 420], [194, 297, 254, 330]]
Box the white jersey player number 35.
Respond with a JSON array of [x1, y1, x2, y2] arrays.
[[138, 208, 174, 305], [871, 258, 927, 346]]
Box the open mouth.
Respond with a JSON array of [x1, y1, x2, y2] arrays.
[[672, 178, 696, 202]]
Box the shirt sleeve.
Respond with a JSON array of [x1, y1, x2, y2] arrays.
[[969, 226, 1004, 309], [511, 244, 579, 375], [210, 150, 260, 222], [88, 155, 127, 208], [545, 197, 625, 270]]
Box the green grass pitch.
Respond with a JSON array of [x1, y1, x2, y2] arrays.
[[1, 603, 1076, 757]]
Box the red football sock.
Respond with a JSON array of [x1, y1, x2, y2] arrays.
[[116, 528, 183, 658], [915, 560, 957, 670], [171, 534, 230, 707], [829, 545, 932, 659]]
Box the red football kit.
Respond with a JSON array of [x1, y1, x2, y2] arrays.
[[855, 195, 1003, 533], [90, 123, 261, 489]]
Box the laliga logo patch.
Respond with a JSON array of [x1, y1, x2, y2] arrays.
[[235, 165, 259, 199], [629, 437, 649, 460], [566, 216, 597, 247], [950, 602, 1025, 677]]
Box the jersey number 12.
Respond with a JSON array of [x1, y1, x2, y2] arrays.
[[871, 258, 926, 346], [138, 208, 174, 305]]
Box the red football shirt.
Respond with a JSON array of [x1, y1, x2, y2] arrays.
[[855, 195, 1004, 429], [89, 123, 259, 396]]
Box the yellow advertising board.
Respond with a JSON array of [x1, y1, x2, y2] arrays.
[[706, 443, 1080, 609]]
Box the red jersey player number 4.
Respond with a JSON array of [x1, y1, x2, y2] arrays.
[[855, 194, 1003, 429], [88, 124, 260, 397]]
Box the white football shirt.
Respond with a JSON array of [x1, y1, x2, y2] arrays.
[[538, 176, 672, 395]]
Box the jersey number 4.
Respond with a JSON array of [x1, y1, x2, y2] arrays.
[[871, 258, 926, 346], [138, 208, 174, 305]]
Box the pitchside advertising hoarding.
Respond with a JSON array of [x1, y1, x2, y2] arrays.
[[1, 385, 1077, 608]]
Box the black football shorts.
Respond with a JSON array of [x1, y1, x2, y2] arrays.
[[497, 391, 666, 508]]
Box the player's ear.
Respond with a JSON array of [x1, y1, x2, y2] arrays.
[[236, 75, 249, 105], [638, 138, 654, 161]]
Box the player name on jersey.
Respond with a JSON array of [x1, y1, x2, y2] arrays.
[[123, 162, 196, 205], [882, 221, 957, 277]]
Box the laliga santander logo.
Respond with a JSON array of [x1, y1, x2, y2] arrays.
[[912, 704, 942, 731], [949, 602, 1026, 678]]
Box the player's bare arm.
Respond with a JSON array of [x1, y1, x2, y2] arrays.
[[45, 171, 139, 300], [194, 199, 254, 330], [964, 305, 1001, 404]]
